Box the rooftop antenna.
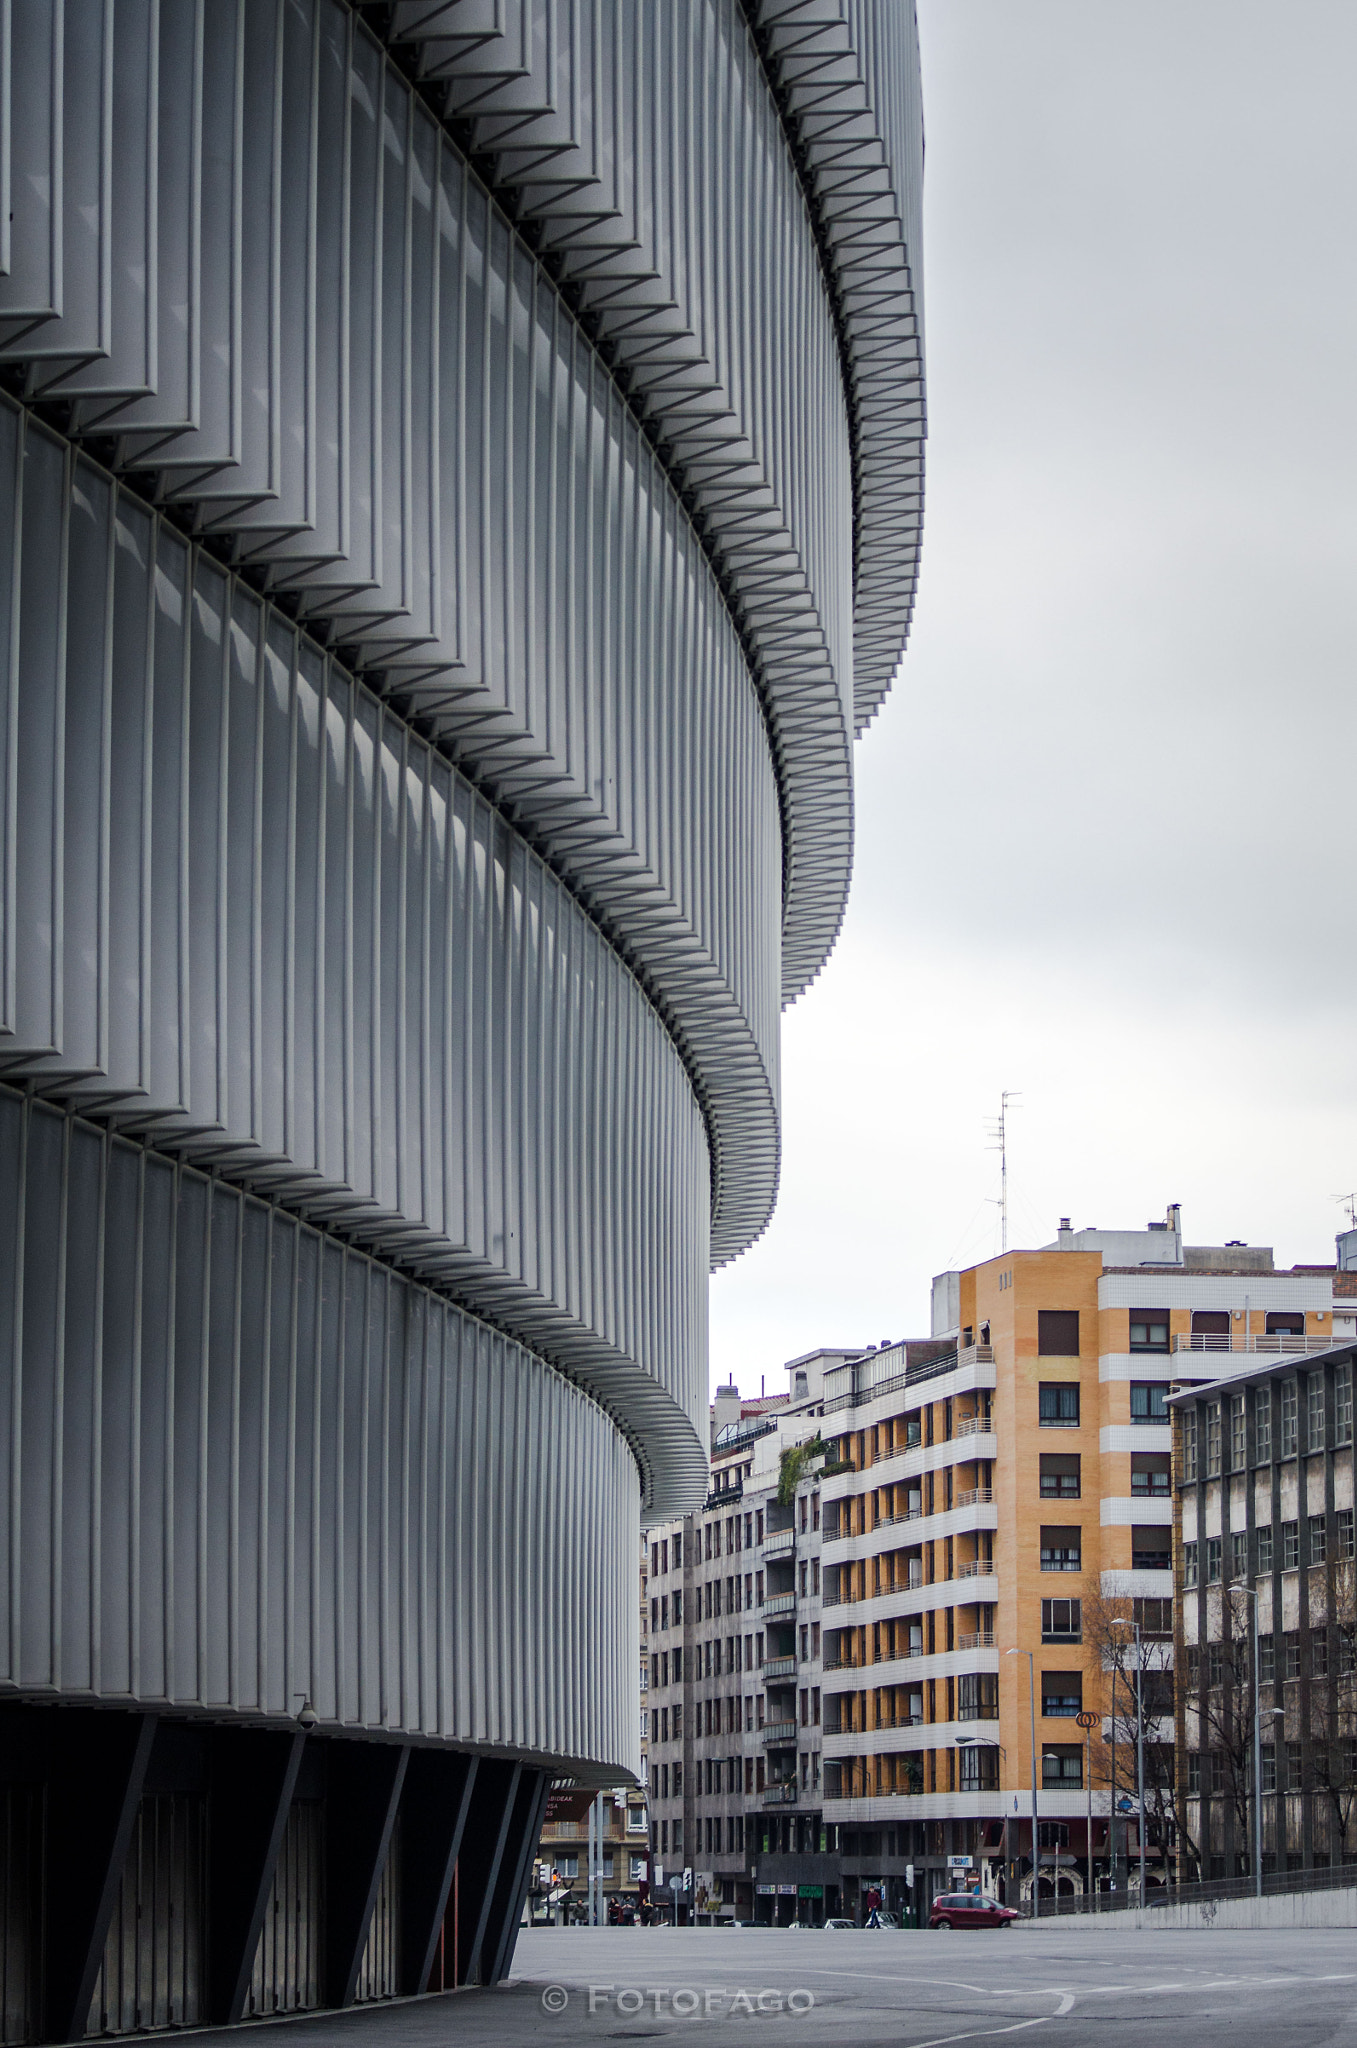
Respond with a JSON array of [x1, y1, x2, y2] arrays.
[[985, 1092, 1021, 1254], [1335, 1194, 1357, 1230]]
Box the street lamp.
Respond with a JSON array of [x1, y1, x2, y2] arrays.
[[1110, 1617, 1145, 1897], [1005, 1648, 1039, 1918], [1236, 1583, 1287, 1896]]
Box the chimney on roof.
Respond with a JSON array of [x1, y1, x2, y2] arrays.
[[1057, 1217, 1073, 1249], [1167, 1203, 1182, 1236]]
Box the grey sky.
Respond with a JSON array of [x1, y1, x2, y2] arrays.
[[710, 0, 1357, 1393]]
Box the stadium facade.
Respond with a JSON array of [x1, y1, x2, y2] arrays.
[[0, 2, 923, 2036]]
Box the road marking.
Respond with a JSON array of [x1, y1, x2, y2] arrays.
[[907, 2021, 1052, 2048]]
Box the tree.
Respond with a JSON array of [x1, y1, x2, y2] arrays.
[[1081, 1586, 1202, 1884], [776, 1434, 826, 1505], [1307, 1557, 1357, 1855]]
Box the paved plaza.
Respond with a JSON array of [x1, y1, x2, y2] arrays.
[[178, 1923, 1357, 2048]]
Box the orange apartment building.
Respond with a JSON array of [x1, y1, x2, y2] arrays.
[[819, 1208, 1349, 1909]]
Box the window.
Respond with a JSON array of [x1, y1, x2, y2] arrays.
[[1208, 1641, 1224, 1689], [1188, 1752, 1201, 1794], [1258, 1633, 1274, 1684], [1131, 1454, 1171, 1497], [1039, 1383, 1080, 1428], [1282, 1521, 1300, 1570], [1308, 1373, 1326, 1451], [557, 1854, 579, 1879], [1134, 1597, 1173, 1638], [1040, 1453, 1081, 1499], [905, 1412, 922, 1448], [673, 1533, 683, 1568], [1310, 1514, 1327, 1566], [1206, 1536, 1222, 1584], [1338, 1507, 1355, 1561], [1041, 1747, 1082, 1786], [1260, 1745, 1277, 1793], [1206, 1404, 1222, 1477], [958, 1672, 999, 1720], [1284, 1632, 1301, 1681], [1129, 1313, 1170, 1352], [1040, 1526, 1082, 1572], [959, 1745, 999, 1791], [1230, 1394, 1246, 1471], [1267, 1311, 1306, 1337], [1280, 1381, 1298, 1457], [1286, 1742, 1303, 1793], [1231, 1530, 1248, 1581], [1042, 1671, 1083, 1718], [1312, 1627, 1329, 1679], [1210, 1751, 1227, 1795], [1039, 1310, 1080, 1357], [1041, 1598, 1082, 1643], [1257, 1524, 1273, 1575], [1182, 1410, 1198, 1481], [1254, 1387, 1272, 1462], [1186, 1644, 1200, 1688], [1192, 1311, 1231, 1348], [1184, 1541, 1199, 1588], [1337, 1362, 1353, 1447], [1133, 1528, 1172, 1572], [1130, 1383, 1168, 1425]]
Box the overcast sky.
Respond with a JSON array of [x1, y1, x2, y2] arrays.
[[710, 0, 1357, 1397]]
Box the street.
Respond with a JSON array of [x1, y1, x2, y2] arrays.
[[178, 1924, 1357, 2047]]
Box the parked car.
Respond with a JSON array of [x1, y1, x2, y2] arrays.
[[823, 1917, 856, 1930], [929, 1893, 1019, 1930], [865, 1911, 901, 1930]]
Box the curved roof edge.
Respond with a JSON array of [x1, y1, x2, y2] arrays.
[[746, 0, 928, 734], [379, 0, 859, 1009]]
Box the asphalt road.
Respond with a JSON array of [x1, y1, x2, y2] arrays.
[[181, 1923, 1357, 2048]]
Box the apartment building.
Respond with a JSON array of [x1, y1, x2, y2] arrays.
[[1169, 1325, 1357, 1879], [647, 1214, 1355, 1922]]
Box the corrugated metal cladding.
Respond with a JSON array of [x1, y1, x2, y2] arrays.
[[0, 0, 922, 1808], [0, 1089, 640, 1771], [0, 0, 783, 1266], [0, 408, 706, 1517]]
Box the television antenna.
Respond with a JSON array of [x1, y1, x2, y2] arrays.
[[985, 1093, 1021, 1254], [1335, 1194, 1357, 1230]]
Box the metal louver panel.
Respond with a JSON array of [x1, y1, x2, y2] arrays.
[[0, 1, 786, 1264], [752, 0, 928, 735], [0, 1089, 644, 1773], [380, 0, 859, 1002], [0, 409, 707, 1514]]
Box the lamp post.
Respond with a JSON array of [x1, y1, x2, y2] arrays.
[[1077, 1709, 1100, 1908], [1111, 1617, 1145, 1896], [1006, 1648, 1039, 1918], [1236, 1583, 1287, 1896]]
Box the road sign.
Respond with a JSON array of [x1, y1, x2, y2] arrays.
[[1077, 1710, 1099, 1730]]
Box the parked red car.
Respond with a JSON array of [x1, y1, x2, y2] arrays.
[[929, 1892, 1019, 1929]]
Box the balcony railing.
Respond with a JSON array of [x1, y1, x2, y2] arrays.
[[763, 1591, 796, 1618], [956, 1630, 995, 1650], [957, 1559, 995, 1580], [762, 1654, 797, 1680], [762, 1526, 796, 1558], [761, 1719, 798, 1746], [953, 1414, 994, 1440], [955, 1485, 994, 1508], [1172, 1332, 1335, 1356], [822, 1344, 995, 1417], [762, 1782, 798, 1806]]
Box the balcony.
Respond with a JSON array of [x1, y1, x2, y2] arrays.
[[953, 1414, 994, 1440], [762, 1526, 796, 1559], [957, 1559, 995, 1580], [762, 1782, 798, 1806], [955, 1485, 993, 1508], [763, 1591, 796, 1618], [956, 1630, 995, 1651], [1173, 1332, 1335, 1356], [761, 1719, 798, 1746], [762, 1653, 797, 1679]]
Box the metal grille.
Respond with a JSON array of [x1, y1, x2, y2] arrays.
[[354, 1820, 401, 2005], [0, 1788, 39, 2047], [87, 1795, 205, 2036], [247, 1804, 323, 2018]]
